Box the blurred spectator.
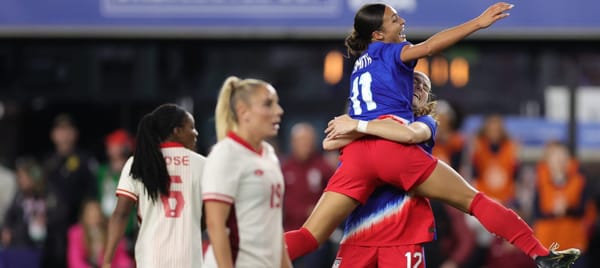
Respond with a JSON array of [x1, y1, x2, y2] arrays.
[[424, 201, 476, 268], [432, 100, 466, 173], [0, 163, 16, 226], [427, 101, 476, 268], [43, 114, 98, 268], [96, 129, 136, 243], [482, 237, 536, 268], [533, 141, 595, 268], [282, 122, 335, 268], [67, 199, 132, 268], [2, 157, 46, 249], [471, 114, 519, 205]]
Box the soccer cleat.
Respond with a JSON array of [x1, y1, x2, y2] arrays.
[[535, 242, 581, 268]]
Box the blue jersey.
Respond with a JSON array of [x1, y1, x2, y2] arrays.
[[341, 115, 438, 246], [348, 42, 416, 122]]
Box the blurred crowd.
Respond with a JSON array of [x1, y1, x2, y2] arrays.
[[1, 100, 599, 268]]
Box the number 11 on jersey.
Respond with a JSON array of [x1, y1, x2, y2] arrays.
[[350, 72, 377, 115]]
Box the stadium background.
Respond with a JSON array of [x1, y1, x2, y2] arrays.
[[1, 0, 600, 267]]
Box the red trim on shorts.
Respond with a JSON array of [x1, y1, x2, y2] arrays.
[[160, 141, 184, 148], [227, 131, 263, 155]]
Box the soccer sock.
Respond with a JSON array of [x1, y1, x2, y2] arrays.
[[469, 192, 549, 259], [284, 227, 319, 260]]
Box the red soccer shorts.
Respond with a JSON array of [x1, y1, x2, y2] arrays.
[[333, 244, 426, 268], [325, 137, 438, 204]]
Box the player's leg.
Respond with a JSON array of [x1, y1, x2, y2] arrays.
[[412, 160, 580, 267], [285, 190, 361, 260], [285, 140, 376, 260]]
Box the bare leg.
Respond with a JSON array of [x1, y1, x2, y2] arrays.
[[302, 192, 360, 244], [411, 160, 477, 212]]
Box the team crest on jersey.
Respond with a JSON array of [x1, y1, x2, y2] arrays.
[[332, 258, 342, 268], [254, 169, 264, 176]]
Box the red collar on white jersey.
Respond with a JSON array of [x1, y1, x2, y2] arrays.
[[160, 141, 185, 148], [227, 131, 263, 156]]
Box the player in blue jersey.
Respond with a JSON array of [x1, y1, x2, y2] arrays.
[[324, 71, 438, 268], [285, 3, 581, 268]]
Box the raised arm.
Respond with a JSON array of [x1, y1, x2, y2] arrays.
[[325, 115, 432, 146], [400, 2, 513, 63]]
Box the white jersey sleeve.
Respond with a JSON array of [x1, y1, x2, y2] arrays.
[[116, 157, 138, 202], [202, 142, 243, 204]]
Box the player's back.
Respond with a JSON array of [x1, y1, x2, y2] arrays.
[[348, 41, 415, 122], [117, 143, 205, 268]]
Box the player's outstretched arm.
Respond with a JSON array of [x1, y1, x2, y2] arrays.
[[401, 2, 513, 63], [325, 115, 432, 145], [103, 196, 135, 268]]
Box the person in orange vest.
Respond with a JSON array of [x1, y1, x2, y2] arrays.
[[533, 141, 594, 268], [471, 114, 519, 205]]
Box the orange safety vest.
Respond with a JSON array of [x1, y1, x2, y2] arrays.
[[471, 137, 518, 204], [533, 159, 589, 251], [433, 132, 465, 168]]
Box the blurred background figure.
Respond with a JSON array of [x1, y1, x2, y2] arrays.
[[426, 100, 477, 268], [282, 122, 335, 268], [95, 129, 136, 249], [425, 201, 477, 268], [432, 100, 467, 175], [0, 162, 16, 228], [471, 114, 520, 206], [43, 114, 98, 268], [67, 199, 132, 268], [533, 141, 596, 268], [1, 157, 46, 267]]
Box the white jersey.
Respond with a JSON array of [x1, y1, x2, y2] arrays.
[[116, 142, 205, 268], [202, 132, 284, 268]]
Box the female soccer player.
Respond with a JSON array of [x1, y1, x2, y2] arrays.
[[285, 3, 580, 268], [202, 76, 291, 268], [103, 104, 204, 268]]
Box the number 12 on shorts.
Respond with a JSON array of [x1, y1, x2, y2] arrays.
[[350, 72, 377, 115], [405, 251, 423, 268]]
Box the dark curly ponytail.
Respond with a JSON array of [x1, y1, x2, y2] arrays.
[[130, 103, 187, 202]]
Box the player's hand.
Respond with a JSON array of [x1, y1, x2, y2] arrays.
[[326, 115, 359, 138], [476, 2, 513, 29]]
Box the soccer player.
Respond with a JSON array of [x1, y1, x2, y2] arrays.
[[285, 3, 581, 268], [202, 76, 291, 268], [324, 71, 438, 268], [103, 103, 204, 268]]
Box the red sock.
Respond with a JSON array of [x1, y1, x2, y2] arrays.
[[284, 227, 319, 260], [469, 193, 549, 259]]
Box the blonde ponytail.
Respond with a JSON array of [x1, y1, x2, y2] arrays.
[[215, 76, 240, 141]]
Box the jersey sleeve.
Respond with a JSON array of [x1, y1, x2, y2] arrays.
[[116, 157, 139, 202], [415, 115, 437, 139], [383, 41, 415, 70], [202, 143, 242, 204]]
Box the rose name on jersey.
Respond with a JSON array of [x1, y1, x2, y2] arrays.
[[164, 155, 190, 166]]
